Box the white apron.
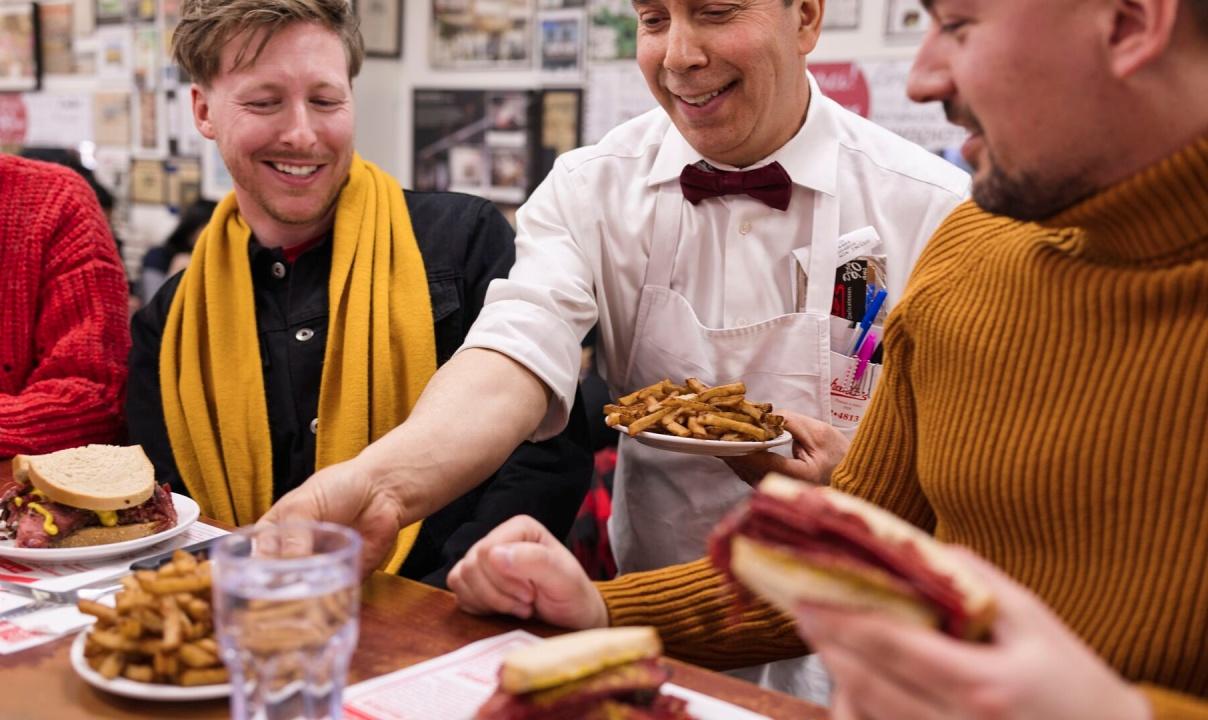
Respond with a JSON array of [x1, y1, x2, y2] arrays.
[[608, 181, 839, 702]]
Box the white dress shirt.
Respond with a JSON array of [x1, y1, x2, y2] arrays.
[[463, 73, 970, 438]]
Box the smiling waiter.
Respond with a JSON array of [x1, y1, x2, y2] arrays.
[[264, 0, 967, 698]]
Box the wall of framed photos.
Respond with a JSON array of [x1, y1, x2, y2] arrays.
[[0, 0, 950, 261], [357, 0, 957, 217]]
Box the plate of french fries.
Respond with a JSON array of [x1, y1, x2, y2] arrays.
[[71, 549, 230, 701], [604, 378, 791, 457]]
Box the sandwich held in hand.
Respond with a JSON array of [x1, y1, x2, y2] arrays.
[[709, 474, 996, 640], [0, 445, 176, 548], [604, 378, 785, 441], [475, 627, 698, 719]]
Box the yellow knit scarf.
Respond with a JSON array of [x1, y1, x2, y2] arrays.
[[160, 154, 434, 573]]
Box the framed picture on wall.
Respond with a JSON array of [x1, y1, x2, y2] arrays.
[[356, 0, 402, 58], [95, 0, 129, 25], [823, 0, 860, 29], [885, 0, 931, 37], [0, 3, 41, 92], [431, 0, 531, 69], [537, 9, 584, 78]]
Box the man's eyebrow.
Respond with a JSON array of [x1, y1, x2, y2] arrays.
[[631, 0, 657, 8], [235, 80, 345, 94]]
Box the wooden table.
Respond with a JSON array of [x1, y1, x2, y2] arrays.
[[0, 460, 826, 719]]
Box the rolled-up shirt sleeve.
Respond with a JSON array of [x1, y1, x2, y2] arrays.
[[459, 160, 599, 440]]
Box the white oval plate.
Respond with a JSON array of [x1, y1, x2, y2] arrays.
[[70, 631, 230, 701], [617, 427, 792, 457], [0, 493, 199, 563]]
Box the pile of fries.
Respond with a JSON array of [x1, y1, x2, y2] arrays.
[[604, 378, 785, 441], [78, 549, 227, 686]]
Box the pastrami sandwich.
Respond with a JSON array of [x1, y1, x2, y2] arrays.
[[475, 627, 698, 720], [0, 445, 176, 549], [709, 474, 996, 640]]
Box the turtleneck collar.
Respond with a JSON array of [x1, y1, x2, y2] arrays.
[[1039, 135, 1208, 264]]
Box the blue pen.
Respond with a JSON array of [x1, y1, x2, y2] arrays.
[[848, 288, 887, 356]]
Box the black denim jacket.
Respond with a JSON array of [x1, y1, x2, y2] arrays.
[[127, 190, 593, 587]]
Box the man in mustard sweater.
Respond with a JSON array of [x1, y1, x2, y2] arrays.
[[447, 0, 1208, 717]]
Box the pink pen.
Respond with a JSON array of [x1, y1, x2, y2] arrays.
[[853, 332, 878, 384]]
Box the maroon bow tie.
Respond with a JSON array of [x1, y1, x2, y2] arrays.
[[679, 161, 793, 211]]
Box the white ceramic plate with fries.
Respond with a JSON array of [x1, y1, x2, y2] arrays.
[[0, 494, 199, 563], [71, 631, 231, 701], [605, 378, 791, 457], [617, 426, 791, 456], [72, 548, 230, 700]]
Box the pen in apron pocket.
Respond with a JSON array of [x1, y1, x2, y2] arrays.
[[849, 288, 887, 356]]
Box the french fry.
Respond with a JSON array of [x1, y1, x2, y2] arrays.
[[699, 413, 770, 440], [172, 550, 198, 573], [97, 651, 124, 680], [627, 406, 675, 435], [696, 381, 745, 402], [161, 596, 182, 650], [118, 616, 142, 640], [178, 642, 219, 669], [660, 415, 691, 437], [144, 575, 210, 595], [90, 629, 140, 653], [124, 664, 154, 683], [77, 599, 118, 624], [180, 668, 229, 686]]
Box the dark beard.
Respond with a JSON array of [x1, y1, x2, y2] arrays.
[[972, 159, 1098, 221], [945, 100, 1098, 221]]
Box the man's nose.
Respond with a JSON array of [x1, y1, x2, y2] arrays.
[[279, 101, 318, 149], [663, 20, 707, 74], [906, 28, 954, 105]]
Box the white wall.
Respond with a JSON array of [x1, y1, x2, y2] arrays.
[[353, 0, 930, 187]]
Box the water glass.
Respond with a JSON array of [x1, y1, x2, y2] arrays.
[[212, 522, 362, 720]]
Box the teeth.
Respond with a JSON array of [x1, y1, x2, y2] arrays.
[[271, 162, 319, 176], [681, 87, 725, 106]]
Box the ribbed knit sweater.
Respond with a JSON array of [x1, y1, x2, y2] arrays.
[[0, 155, 131, 457], [598, 136, 1208, 718]]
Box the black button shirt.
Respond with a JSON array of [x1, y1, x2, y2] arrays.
[[127, 190, 593, 587]]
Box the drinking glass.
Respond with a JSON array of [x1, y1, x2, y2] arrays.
[[212, 522, 362, 720]]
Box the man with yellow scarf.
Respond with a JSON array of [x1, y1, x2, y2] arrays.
[[125, 0, 592, 585]]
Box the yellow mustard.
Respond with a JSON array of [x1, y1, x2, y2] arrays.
[[95, 510, 118, 527], [12, 497, 22, 507], [25, 503, 59, 536]]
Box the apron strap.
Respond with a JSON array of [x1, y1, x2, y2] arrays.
[[804, 191, 841, 316], [642, 182, 684, 290]]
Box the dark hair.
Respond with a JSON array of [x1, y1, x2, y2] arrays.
[[1191, 0, 1208, 34], [165, 199, 218, 254], [172, 0, 363, 87], [18, 147, 114, 212]]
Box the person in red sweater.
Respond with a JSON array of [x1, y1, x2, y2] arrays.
[[0, 154, 131, 457]]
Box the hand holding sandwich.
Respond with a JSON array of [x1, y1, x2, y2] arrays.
[[724, 410, 849, 487], [795, 549, 1151, 720], [448, 515, 607, 630]]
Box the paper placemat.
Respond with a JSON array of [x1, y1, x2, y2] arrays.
[[343, 629, 769, 720]]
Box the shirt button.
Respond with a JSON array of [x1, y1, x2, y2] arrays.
[[309, 417, 319, 435], [271, 262, 287, 279], [739, 221, 752, 235], [295, 328, 315, 342]]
